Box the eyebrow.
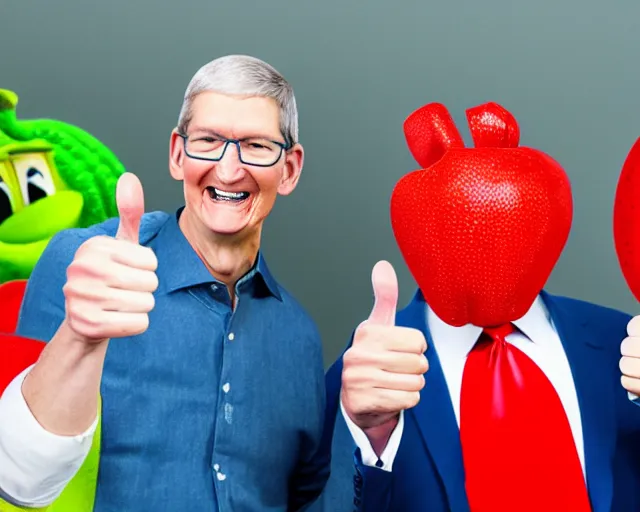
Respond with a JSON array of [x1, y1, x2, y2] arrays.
[[188, 126, 283, 142], [188, 127, 225, 137]]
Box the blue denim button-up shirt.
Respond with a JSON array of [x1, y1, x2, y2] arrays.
[[16, 208, 330, 512]]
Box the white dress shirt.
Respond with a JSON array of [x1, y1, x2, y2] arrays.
[[342, 295, 588, 476], [0, 365, 98, 507]]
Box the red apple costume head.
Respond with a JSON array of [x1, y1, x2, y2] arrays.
[[390, 102, 573, 327], [613, 137, 640, 300]]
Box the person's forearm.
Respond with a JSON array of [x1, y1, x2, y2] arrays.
[[22, 320, 107, 436], [0, 363, 98, 507]]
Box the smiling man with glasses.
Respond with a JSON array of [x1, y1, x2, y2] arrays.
[[0, 55, 332, 512]]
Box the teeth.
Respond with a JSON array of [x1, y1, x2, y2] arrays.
[[216, 189, 244, 199], [209, 187, 249, 201]]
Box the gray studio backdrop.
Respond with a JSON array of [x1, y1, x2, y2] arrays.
[[3, 0, 640, 366]]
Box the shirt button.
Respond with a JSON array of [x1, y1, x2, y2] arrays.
[[213, 464, 227, 481], [228, 333, 235, 341], [222, 383, 230, 393]]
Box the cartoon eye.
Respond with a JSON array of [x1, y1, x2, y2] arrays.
[[0, 179, 13, 225], [12, 153, 56, 205]]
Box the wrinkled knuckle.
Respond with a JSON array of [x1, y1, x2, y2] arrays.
[[79, 312, 102, 329], [342, 349, 357, 367], [80, 236, 107, 255], [341, 366, 358, 386], [412, 332, 427, 353], [621, 356, 636, 376], [148, 272, 160, 292], [622, 336, 640, 357], [146, 248, 159, 269], [75, 255, 103, 277], [345, 346, 370, 365], [73, 319, 100, 339], [145, 292, 156, 312], [403, 392, 420, 410], [622, 375, 640, 394], [628, 316, 640, 337], [621, 375, 629, 391], [354, 323, 373, 342], [136, 314, 150, 334], [65, 260, 83, 280], [620, 337, 631, 355], [620, 356, 627, 374], [346, 347, 372, 368], [62, 281, 74, 298], [622, 356, 640, 379], [409, 374, 425, 392], [64, 280, 87, 298]]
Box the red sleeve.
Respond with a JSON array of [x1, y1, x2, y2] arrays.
[[0, 280, 28, 334], [0, 280, 44, 395], [0, 333, 45, 395]]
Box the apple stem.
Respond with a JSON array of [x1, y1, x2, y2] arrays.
[[465, 102, 520, 148], [403, 103, 465, 169]]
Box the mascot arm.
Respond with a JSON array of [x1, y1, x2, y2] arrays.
[[0, 334, 102, 512]]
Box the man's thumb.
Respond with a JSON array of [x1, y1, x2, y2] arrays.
[[115, 173, 144, 244], [368, 260, 399, 325]]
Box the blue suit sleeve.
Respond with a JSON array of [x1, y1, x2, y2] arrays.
[[16, 230, 87, 343], [353, 451, 394, 512], [320, 335, 395, 512]]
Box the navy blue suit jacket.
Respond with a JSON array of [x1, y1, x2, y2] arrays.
[[319, 289, 640, 512]]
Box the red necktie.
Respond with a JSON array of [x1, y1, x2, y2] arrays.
[[459, 323, 591, 512]]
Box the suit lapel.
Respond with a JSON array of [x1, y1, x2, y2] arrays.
[[541, 291, 616, 512], [396, 291, 470, 512], [398, 290, 617, 512]]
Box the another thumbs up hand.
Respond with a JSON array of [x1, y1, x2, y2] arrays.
[[63, 173, 159, 343], [341, 261, 429, 434]]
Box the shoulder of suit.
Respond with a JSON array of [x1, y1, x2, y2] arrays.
[[548, 293, 632, 326]]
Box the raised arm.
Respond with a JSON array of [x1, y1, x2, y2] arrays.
[[0, 173, 158, 507]]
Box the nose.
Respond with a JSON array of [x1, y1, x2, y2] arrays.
[[216, 142, 245, 183]]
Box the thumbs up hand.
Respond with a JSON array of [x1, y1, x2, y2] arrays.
[[341, 261, 429, 433], [620, 316, 640, 395], [63, 173, 159, 343]]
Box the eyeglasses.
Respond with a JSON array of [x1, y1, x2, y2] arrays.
[[179, 133, 291, 167]]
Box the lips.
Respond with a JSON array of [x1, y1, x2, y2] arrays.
[[206, 186, 250, 202]]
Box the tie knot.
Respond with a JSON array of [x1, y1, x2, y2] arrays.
[[482, 323, 516, 343]]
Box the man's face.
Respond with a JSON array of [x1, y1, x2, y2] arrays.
[[169, 91, 303, 238]]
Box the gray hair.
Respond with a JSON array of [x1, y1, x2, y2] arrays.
[[177, 55, 299, 146]]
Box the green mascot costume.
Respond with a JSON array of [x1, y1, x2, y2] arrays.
[[0, 89, 124, 510], [0, 88, 124, 283]]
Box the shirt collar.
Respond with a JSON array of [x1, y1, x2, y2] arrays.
[[153, 208, 282, 301], [427, 294, 552, 357]]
